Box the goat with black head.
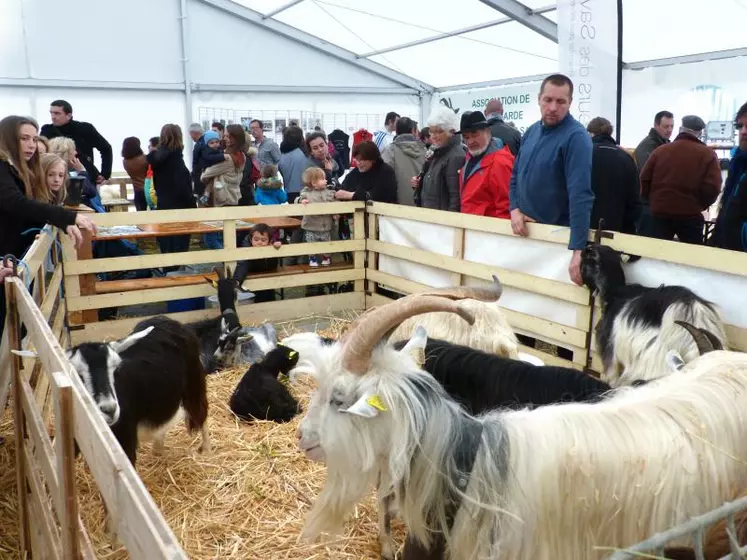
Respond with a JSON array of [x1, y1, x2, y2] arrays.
[[189, 265, 249, 372], [229, 344, 301, 423], [581, 244, 727, 387], [66, 315, 210, 465]]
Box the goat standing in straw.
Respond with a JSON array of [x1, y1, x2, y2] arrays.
[[284, 292, 747, 560]]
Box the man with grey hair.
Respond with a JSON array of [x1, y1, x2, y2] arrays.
[[485, 98, 521, 156], [640, 115, 722, 244], [189, 123, 207, 197]]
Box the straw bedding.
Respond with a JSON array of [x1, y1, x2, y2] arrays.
[[0, 317, 407, 559]]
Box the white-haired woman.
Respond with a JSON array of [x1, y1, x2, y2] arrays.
[[413, 106, 466, 211]]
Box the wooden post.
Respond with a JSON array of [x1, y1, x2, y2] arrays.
[[366, 212, 379, 309], [62, 229, 97, 325], [55, 383, 80, 559], [6, 279, 31, 555], [451, 228, 465, 287], [353, 208, 365, 295], [223, 220, 238, 277]]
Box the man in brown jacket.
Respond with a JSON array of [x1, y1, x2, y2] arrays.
[[640, 115, 722, 244]]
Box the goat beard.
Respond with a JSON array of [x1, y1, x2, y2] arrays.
[[301, 467, 379, 540]]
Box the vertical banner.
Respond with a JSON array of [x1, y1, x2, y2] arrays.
[[557, 0, 623, 141]]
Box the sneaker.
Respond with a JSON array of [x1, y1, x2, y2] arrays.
[[321, 257, 331, 266], [309, 259, 319, 268]]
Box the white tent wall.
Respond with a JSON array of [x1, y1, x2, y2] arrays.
[[620, 56, 747, 149], [0, 0, 425, 174]]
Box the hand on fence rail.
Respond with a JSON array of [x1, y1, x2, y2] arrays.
[[0, 264, 13, 284], [66, 213, 97, 250]]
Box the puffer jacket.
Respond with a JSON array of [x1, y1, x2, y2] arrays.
[[420, 134, 466, 212], [381, 134, 426, 206], [201, 152, 246, 207]]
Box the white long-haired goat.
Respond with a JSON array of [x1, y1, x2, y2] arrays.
[[385, 276, 521, 359], [284, 294, 747, 560]]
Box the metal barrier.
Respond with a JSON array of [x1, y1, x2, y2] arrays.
[[607, 494, 747, 559]]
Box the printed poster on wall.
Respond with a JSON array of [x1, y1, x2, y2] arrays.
[[557, 0, 623, 137], [436, 83, 541, 135]]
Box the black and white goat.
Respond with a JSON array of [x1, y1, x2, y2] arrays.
[[66, 315, 210, 465], [283, 294, 747, 560], [229, 344, 301, 423], [581, 244, 727, 387]]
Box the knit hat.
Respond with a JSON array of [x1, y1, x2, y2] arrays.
[[681, 115, 706, 132], [203, 130, 221, 144]]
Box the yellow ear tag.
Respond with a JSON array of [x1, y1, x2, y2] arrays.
[[410, 348, 425, 367], [366, 395, 388, 412], [211, 281, 219, 289], [289, 350, 298, 359]]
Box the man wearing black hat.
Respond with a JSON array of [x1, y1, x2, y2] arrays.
[[640, 115, 722, 244], [458, 111, 515, 219]]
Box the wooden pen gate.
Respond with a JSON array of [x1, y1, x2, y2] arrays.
[[2, 201, 747, 558]]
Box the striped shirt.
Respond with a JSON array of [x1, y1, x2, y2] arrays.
[[373, 130, 395, 151]]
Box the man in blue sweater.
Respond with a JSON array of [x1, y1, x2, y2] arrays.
[[509, 74, 594, 286]]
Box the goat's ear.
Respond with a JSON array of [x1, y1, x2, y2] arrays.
[[204, 276, 219, 289], [665, 350, 686, 372], [236, 334, 254, 344], [110, 326, 154, 354], [621, 253, 641, 264], [342, 392, 388, 418], [399, 325, 427, 367]]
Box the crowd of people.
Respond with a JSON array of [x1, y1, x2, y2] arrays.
[[1, 75, 746, 332]]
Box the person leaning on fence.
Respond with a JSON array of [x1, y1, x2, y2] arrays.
[[297, 166, 337, 267], [509, 73, 594, 286], [0, 115, 96, 338]]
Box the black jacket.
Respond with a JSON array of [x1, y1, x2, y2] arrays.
[[40, 119, 113, 179], [0, 159, 77, 258], [328, 129, 351, 171], [589, 134, 642, 234], [420, 134, 465, 212], [191, 136, 207, 196], [633, 128, 669, 173], [340, 158, 397, 203], [145, 148, 196, 211], [487, 116, 522, 156]]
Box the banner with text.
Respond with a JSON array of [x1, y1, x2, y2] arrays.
[[436, 82, 542, 135], [557, 0, 622, 135]]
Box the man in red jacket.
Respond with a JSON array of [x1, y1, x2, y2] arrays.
[[458, 110, 515, 218]]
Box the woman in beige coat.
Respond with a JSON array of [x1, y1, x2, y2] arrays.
[[199, 124, 247, 249]]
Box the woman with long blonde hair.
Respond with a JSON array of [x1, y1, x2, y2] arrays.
[[0, 115, 95, 337]]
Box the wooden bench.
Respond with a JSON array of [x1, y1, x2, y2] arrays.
[[94, 262, 354, 294]]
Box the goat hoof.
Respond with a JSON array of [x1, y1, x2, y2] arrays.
[[380, 542, 395, 560], [198, 442, 212, 454]]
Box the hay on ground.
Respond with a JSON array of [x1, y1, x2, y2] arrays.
[[0, 316, 405, 559]]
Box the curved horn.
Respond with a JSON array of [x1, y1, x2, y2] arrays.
[[415, 275, 503, 302], [341, 295, 475, 374], [674, 320, 716, 355], [213, 266, 225, 280]]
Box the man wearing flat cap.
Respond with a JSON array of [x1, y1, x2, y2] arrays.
[[640, 115, 722, 244], [458, 111, 515, 219]]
